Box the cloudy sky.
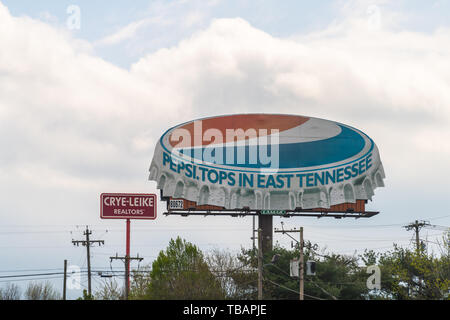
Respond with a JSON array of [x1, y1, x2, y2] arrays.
[[0, 0, 449, 299]]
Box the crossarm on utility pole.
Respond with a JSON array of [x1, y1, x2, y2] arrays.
[[110, 254, 143, 300]]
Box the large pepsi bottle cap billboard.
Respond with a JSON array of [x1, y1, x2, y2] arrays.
[[149, 114, 385, 210]]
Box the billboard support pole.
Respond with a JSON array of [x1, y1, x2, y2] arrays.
[[258, 215, 273, 252]]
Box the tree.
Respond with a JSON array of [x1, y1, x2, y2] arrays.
[[304, 252, 367, 300], [77, 289, 95, 300], [138, 237, 225, 300], [129, 266, 151, 300], [25, 281, 61, 300], [125, 233, 448, 300], [231, 243, 370, 300], [95, 279, 123, 300], [206, 248, 255, 299], [0, 283, 21, 300], [361, 238, 450, 300]]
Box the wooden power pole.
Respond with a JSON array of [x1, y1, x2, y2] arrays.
[[110, 253, 143, 300], [63, 259, 67, 300], [251, 216, 256, 250], [275, 226, 304, 300], [257, 228, 263, 300], [404, 220, 430, 252], [72, 226, 104, 297], [299, 227, 304, 300]]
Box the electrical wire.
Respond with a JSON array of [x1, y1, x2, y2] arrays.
[[263, 263, 291, 278], [264, 278, 325, 300], [305, 278, 338, 300], [0, 272, 65, 279], [0, 275, 64, 283], [0, 268, 63, 273], [428, 215, 450, 221]]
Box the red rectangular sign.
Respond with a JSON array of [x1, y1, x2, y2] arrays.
[[100, 193, 157, 220]]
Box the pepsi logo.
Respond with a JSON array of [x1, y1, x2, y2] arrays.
[[149, 114, 385, 210], [161, 114, 372, 172]]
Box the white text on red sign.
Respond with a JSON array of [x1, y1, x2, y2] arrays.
[[103, 197, 154, 207]]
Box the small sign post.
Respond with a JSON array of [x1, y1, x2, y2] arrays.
[[100, 193, 157, 297]]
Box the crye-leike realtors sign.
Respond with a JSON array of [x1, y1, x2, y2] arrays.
[[100, 193, 157, 219]]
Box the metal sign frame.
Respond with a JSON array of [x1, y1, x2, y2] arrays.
[[164, 208, 378, 219], [162, 193, 378, 219]]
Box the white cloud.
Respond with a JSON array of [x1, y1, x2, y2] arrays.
[[0, 1, 449, 231], [0, 3, 182, 193], [132, 16, 450, 124], [96, 19, 150, 46], [37, 11, 59, 25], [95, 16, 171, 46], [93, 0, 220, 59]]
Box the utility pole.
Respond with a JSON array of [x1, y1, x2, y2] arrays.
[[299, 227, 304, 300], [110, 253, 143, 300], [275, 226, 304, 300], [403, 220, 432, 297], [63, 259, 67, 300], [72, 226, 104, 297], [404, 220, 430, 252], [251, 216, 256, 250], [257, 228, 263, 300]]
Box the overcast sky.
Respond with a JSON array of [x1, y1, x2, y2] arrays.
[[0, 0, 449, 299]]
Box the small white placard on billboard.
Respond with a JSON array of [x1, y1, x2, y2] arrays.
[[169, 199, 184, 210]]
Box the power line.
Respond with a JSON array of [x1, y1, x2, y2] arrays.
[[298, 223, 405, 229], [0, 268, 63, 273], [0, 270, 134, 279], [428, 215, 450, 221], [0, 275, 65, 283], [0, 226, 252, 232], [0, 272, 65, 279], [264, 278, 325, 300], [424, 224, 449, 231]]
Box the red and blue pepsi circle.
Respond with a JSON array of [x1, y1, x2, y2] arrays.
[[160, 114, 374, 173]]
